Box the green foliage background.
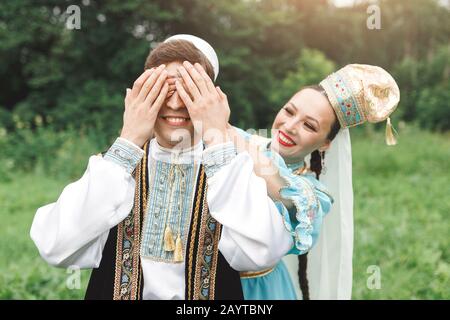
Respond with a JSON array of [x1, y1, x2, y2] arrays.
[[1, 0, 449, 140], [0, 0, 449, 299]]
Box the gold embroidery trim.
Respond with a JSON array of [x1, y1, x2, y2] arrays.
[[133, 142, 147, 299], [239, 267, 276, 279], [193, 194, 207, 300], [113, 162, 141, 300], [206, 197, 222, 300], [192, 180, 222, 300], [187, 166, 205, 300], [112, 141, 148, 300]]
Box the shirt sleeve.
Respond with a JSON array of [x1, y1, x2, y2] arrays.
[[275, 165, 334, 255], [203, 143, 294, 271], [30, 138, 143, 268]]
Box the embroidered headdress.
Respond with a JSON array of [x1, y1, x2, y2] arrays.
[[320, 64, 400, 145]]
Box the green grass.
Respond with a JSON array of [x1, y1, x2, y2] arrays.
[[0, 173, 91, 299], [350, 125, 450, 299], [0, 126, 449, 299]]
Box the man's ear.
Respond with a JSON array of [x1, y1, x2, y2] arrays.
[[318, 139, 331, 152]]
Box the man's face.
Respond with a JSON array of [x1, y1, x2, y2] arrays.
[[153, 61, 197, 149]]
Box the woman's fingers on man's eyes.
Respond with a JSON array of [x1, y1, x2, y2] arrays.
[[193, 63, 210, 80], [175, 80, 194, 109], [164, 78, 177, 93], [182, 61, 209, 94], [178, 65, 201, 99], [130, 68, 154, 97], [193, 63, 217, 94]]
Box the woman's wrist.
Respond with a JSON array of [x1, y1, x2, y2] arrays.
[[119, 129, 149, 148], [203, 128, 230, 147]]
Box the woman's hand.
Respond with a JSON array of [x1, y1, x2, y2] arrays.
[[120, 65, 169, 148], [226, 124, 294, 210], [175, 61, 230, 147]]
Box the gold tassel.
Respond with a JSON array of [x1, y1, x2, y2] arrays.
[[163, 225, 175, 251], [385, 117, 398, 146], [174, 234, 183, 262]]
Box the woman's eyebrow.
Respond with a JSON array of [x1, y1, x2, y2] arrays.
[[307, 116, 320, 130], [287, 102, 297, 110], [289, 102, 321, 129]]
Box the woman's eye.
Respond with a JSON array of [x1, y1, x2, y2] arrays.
[[284, 107, 293, 115], [305, 123, 316, 132]]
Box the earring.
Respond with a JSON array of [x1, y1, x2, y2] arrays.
[[320, 151, 327, 175]]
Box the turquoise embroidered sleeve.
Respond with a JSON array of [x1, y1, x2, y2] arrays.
[[211, 128, 334, 255], [202, 141, 237, 178], [275, 164, 333, 255], [103, 137, 145, 174]]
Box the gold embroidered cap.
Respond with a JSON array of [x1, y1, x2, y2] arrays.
[[319, 64, 400, 145]]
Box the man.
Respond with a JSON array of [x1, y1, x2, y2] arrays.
[[30, 34, 293, 300]]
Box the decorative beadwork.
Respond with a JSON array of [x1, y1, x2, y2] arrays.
[[104, 138, 145, 174], [185, 167, 222, 300], [320, 71, 367, 128], [140, 159, 198, 263], [113, 141, 148, 300]]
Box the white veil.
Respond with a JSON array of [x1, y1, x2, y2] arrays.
[[283, 128, 354, 300]]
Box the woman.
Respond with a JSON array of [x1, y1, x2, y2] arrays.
[[230, 64, 400, 300], [229, 85, 339, 299]]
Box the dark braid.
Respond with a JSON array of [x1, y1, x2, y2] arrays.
[[298, 254, 310, 300], [310, 150, 323, 179], [297, 150, 323, 299], [295, 84, 341, 300]]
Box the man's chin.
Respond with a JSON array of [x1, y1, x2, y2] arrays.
[[156, 131, 196, 149]]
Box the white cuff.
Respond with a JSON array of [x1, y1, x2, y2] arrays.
[[104, 137, 145, 174], [202, 141, 237, 178]]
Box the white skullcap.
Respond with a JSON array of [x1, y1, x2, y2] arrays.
[[164, 34, 219, 81]]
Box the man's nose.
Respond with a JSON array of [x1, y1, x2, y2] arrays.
[[165, 91, 186, 110]]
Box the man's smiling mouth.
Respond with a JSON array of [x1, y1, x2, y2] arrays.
[[160, 116, 191, 126]]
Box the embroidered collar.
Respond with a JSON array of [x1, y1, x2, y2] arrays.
[[286, 160, 305, 172], [150, 138, 203, 164]]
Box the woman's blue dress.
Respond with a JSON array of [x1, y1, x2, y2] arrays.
[[234, 127, 334, 300]]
